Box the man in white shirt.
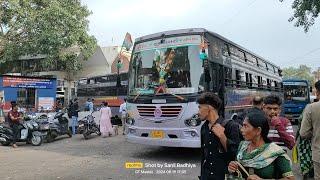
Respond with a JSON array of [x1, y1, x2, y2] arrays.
[[119, 98, 127, 135]]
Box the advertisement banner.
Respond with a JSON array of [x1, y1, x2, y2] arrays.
[[38, 97, 54, 111], [3, 76, 54, 89]]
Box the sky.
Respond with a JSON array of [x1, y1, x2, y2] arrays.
[[81, 0, 320, 70]]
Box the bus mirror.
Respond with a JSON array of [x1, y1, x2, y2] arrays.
[[310, 86, 313, 93], [200, 49, 208, 61]]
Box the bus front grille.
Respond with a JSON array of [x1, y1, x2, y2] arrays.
[[137, 105, 182, 117]]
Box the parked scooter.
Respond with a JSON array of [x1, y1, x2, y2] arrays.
[[45, 111, 72, 142], [78, 112, 101, 139], [0, 119, 43, 146]]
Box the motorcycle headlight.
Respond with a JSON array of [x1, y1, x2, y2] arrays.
[[126, 117, 135, 125], [185, 114, 201, 127]]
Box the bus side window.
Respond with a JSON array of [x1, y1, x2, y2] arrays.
[[245, 72, 253, 88], [224, 67, 232, 87], [257, 76, 263, 88]]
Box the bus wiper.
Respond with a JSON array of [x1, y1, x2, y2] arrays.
[[133, 92, 142, 102]]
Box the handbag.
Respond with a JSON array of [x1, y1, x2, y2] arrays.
[[292, 144, 298, 163], [225, 161, 250, 180]]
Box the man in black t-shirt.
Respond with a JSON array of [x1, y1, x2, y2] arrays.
[[198, 92, 241, 180]]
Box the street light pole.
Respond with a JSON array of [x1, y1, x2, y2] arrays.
[[116, 58, 121, 96]]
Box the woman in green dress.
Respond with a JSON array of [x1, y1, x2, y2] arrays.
[[228, 111, 294, 180]]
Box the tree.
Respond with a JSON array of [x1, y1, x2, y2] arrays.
[[280, 0, 320, 32], [0, 0, 97, 74], [282, 65, 314, 84]]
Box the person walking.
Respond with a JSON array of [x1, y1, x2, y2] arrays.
[[89, 99, 94, 112], [71, 98, 79, 135], [0, 97, 4, 123], [262, 95, 295, 151], [119, 98, 127, 135], [198, 92, 242, 180], [228, 111, 294, 180], [300, 80, 320, 180], [100, 102, 113, 137]]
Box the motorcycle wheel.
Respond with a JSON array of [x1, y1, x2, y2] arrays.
[[1, 141, 10, 146], [83, 130, 90, 140], [46, 133, 54, 143], [31, 134, 43, 146]]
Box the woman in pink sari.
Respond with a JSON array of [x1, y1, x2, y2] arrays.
[[100, 102, 113, 137]]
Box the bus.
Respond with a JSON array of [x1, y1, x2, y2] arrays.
[[283, 79, 311, 124], [77, 73, 128, 116], [126, 28, 283, 148]]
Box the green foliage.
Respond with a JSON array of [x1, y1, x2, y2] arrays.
[[283, 65, 314, 84], [280, 0, 320, 32], [0, 0, 97, 73]]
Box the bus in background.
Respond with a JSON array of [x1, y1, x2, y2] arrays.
[[126, 28, 283, 148], [77, 73, 128, 117], [283, 79, 311, 124]]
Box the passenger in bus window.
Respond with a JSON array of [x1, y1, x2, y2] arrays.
[[263, 95, 295, 151], [197, 92, 241, 180]]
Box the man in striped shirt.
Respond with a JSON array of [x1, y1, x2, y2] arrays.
[[263, 95, 295, 151]]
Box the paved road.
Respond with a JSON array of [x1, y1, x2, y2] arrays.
[[0, 126, 309, 180], [0, 131, 200, 180]]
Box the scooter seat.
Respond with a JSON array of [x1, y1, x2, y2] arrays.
[[0, 122, 11, 128]]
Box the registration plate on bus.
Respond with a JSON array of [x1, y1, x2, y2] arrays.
[[151, 130, 164, 139]]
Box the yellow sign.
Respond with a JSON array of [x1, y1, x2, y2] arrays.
[[125, 162, 144, 169], [151, 130, 164, 139]]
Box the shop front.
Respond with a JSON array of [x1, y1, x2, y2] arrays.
[[0, 75, 56, 112]]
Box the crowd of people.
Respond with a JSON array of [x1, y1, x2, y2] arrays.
[[198, 80, 320, 180], [2, 81, 320, 179], [0, 97, 128, 148], [67, 98, 127, 137]]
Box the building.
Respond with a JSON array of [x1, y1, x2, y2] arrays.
[[1, 46, 131, 106], [79, 46, 131, 78], [0, 75, 57, 112]]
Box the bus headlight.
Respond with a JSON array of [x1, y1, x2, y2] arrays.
[[126, 117, 135, 125], [185, 114, 201, 127]]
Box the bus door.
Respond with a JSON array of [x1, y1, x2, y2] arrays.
[[202, 61, 225, 115]]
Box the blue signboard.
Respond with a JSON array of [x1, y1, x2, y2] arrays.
[[3, 76, 54, 89]]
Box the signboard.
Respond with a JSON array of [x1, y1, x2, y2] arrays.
[[3, 76, 54, 89], [283, 81, 307, 86], [134, 35, 201, 52], [38, 97, 54, 111]]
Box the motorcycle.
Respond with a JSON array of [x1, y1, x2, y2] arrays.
[[0, 119, 43, 146], [78, 112, 101, 139], [44, 112, 72, 142]]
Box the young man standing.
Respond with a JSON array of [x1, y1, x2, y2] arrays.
[[300, 80, 320, 180], [263, 95, 295, 151], [71, 98, 79, 135], [8, 105, 22, 148], [198, 92, 241, 180], [119, 98, 127, 135]]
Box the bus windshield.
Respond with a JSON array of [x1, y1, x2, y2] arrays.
[[129, 36, 203, 96], [284, 84, 308, 102]]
